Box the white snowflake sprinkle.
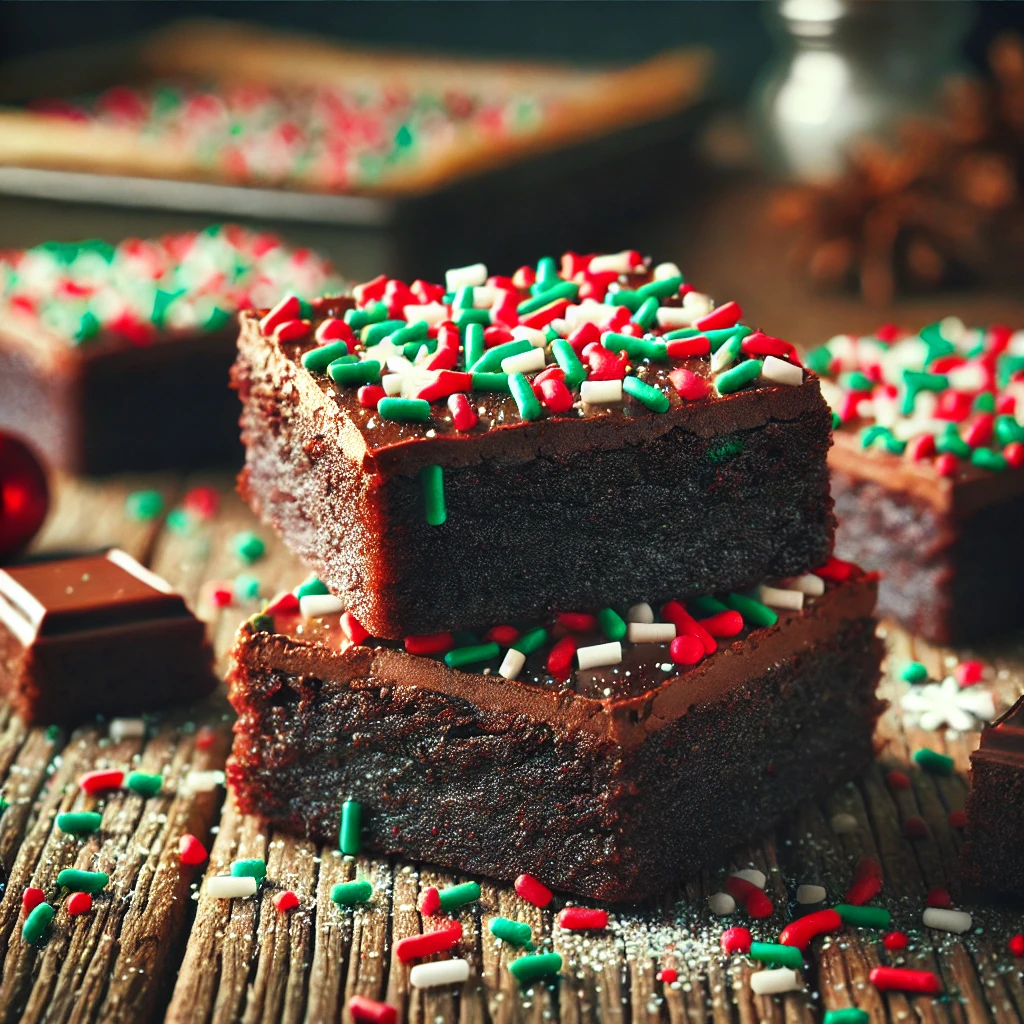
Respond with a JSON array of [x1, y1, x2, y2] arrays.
[[901, 675, 996, 732]]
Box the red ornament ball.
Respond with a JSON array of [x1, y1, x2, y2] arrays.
[[0, 433, 48, 559]]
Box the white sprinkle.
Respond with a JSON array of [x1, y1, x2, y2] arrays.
[[796, 884, 827, 904], [565, 301, 617, 329], [757, 585, 804, 611], [627, 602, 655, 623], [502, 348, 546, 375], [549, 318, 569, 336], [830, 812, 858, 834], [786, 574, 825, 597], [761, 355, 803, 387], [499, 648, 526, 681], [382, 373, 404, 396], [410, 958, 471, 988], [577, 641, 622, 670], [681, 291, 714, 317], [300, 595, 344, 618], [207, 875, 258, 899], [708, 892, 736, 915], [655, 306, 695, 329], [750, 968, 803, 995], [922, 908, 972, 934], [580, 380, 622, 405], [589, 251, 636, 275], [403, 302, 448, 326], [445, 263, 487, 292], [710, 343, 737, 374], [472, 285, 498, 308], [730, 868, 767, 889], [947, 363, 986, 392], [184, 770, 225, 793], [510, 325, 548, 348], [109, 718, 145, 743], [627, 622, 676, 644], [652, 261, 682, 280]]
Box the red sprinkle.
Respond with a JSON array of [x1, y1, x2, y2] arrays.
[[537, 378, 574, 414], [358, 385, 387, 409], [395, 920, 463, 962], [557, 907, 608, 931], [275, 319, 312, 343], [886, 770, 911, 790], [556, 612, 598, 632], [668, 365, 712, 399], [260, 294, 301, 335], [662, 600, 716, 655], [67, 892, 92, 916], [195, 726, 217, 751], [725, 876, 773, 919], [353, 274, 387, 305], [274, 890, 299, 912], [903, 816, 929, 839], [315, 318, 353, 344], [948, 810, 968, 829], [183, 485, 219, 519], [415, 370, 473, 403], [935, 453, 959, 477], [348, 994, 398, 1024], [210, 584, 233, 608], [521, 298, 569, 330], [22, 887, 45, 914], [546, 637, 577, 681], [1009, 934, 1024, 957], [265, 591, 300, 616], [669, 634, 704, 666], [448, 393, 478, 432], [404, 633, 455, 656], [532, 365, 566, 389], [720, 926, 753, 955], [78, 769, 125, 795], [779, 908, 842, 949], [1005, 441, 1024, 468], [484, 625, 519, 646], [490, 291, 519, 328], [341, 611, 370, 645], [567, 322, 601, 356], [515, 873, 553, 908], [698, 611, 743, 637], [483, 326, 514, 348], [883, 931, 908, 951], [815, 557, 853, 582], [179, 833, 208, 866], [418, 887, 440, 916], [954, 660, 984, 687], [926, 886, 953, 908], [695, 301, 743, 332], [869, 966, 942, 994], [656, 968, 678, 984], [425, 323, 460, 370], [741, 332, 801, 366], [587, 347, 627, 381], [846, 860, 883, 906], [906, 434, 936, 461], [963, 414, 994, 448]]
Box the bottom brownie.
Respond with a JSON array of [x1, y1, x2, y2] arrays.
[[226, 569, 884, 902]]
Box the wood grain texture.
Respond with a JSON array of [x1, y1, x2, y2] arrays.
[[0, 472, 1020, 1023]]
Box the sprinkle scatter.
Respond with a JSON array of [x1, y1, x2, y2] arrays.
[[809, 319, 1024, 476], [0, 225, 340, 347]]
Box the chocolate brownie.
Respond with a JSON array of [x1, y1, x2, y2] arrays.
[[0, 226, 340, 474], [226, 563, 883, 902], [233, 252, 836, 639], [808, 320, 1024, 644], [962, 695, 1024, 901], [0, 549, 217, 724]]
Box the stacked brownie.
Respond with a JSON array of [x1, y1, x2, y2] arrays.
[[227, 251, 884, 901]]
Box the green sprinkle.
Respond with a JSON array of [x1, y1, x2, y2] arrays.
[[716, 359, 763, 394], [420, 464, 446, 526], [45, 724, 61, 742], [331, 880, 373, 906], [464, 322, 485, 369], [935, 425, 971, 458], [471, 372, 510, 393], [73, 311, 100, 344], [57, 868, 109, 893], [690, 595, 728, 616], [22, 902, 55, 943], [707, 437, 744, 464], [607, 289, 643, 312], [662, 327, 700, 341], [361, 319, 406, 345], [386, 320, 429, 347], [490, 917, 534, 948], [995, 414, 1024, 446], [726, 593, 778, 628], [377, 398, 430, 423], [453, 286, 475, 311], [971, 448, 1007, 472], [597, 607, 627, 641], [631, 296, 659, 330], [438, 881, 481, 912], [295, 576, 329, 598], [823, 1010, 869, 1024], [832, 411, 841, 429], [973, 392, 996, 413], [232, 531, 265, 564], [509, 372, 543, 421], [918, 323, 956, 362], [622, 376, 669, 413], [454, 308, 490, 327], [707, 325, 751, 351], [234, 574, 260, 602], [834, 904, 891, 929], [637, 274, 683, 300], [514, 628, 548, 656], [517, 280, 577, 315], [860, 425, 905, 455], [230, 858, 267, 881], [900, 661, 929, 683], [534, 255, 559, 288], [748, 942, 804, 969], [247, 613, 273, 633], [125, 489, 164, 521], [471, 338, 532, 374], [126, 772, 162, 797], [509, 951, 562, 984], [845, 371, 874, 392], [344, 303, 387, 329], [0, 797, 7, 818], [901, 370, 948, 415], [602, 333, 668, 362], [328, 359, 380, 387], [57, 811, 103, 835], [166, 508, 193, 535], [550, 339, 587, 389], [301, 341, 351, 374], [998, 354, 1024, 388], [805, 347, 833, 375], [444, 642, 500, 669], [914, 747, 954, 776], [711, 334, 742, 372], [340, 800, 361, 856]]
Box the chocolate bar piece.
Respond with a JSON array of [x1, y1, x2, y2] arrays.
[[962, 695, 1024, 901], [0, 227, 340, 474], [808, 321, 1024, 644], [0, 549, 217, 724], [233, 252, 835, 638], [226, 565, 883, 902]]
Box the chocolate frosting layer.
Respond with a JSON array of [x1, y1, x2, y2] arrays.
[[971, 695, 1024, 769]]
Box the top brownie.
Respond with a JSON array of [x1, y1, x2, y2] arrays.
[[234, 250, 835, 638]]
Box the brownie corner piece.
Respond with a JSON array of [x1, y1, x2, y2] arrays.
[[0, 549, 217, 724], [225, 568, 882, 902]]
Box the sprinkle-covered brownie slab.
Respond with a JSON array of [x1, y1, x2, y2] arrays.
[[0, 225, 341, 473], [233, 251, 835, 638], [226, 563, 883, 902], [809, 319, 1024, 643]]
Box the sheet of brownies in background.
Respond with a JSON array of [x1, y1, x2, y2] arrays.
[[225, 249, 885, 900], [0, 19, 709, 198], [807, 320, 1024, 644], [0, 225, 341, 474]]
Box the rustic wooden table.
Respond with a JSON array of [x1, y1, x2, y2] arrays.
[[0, 469, 1020, 1024]]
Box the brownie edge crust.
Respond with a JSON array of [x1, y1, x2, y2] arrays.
[[226, 578, 883, 902]]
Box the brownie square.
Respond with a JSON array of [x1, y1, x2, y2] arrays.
[[0, 549, 217, 724], [809, 321, 1024, 644], [233, 254, 835, 639], [226, 567, 883, 902]]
